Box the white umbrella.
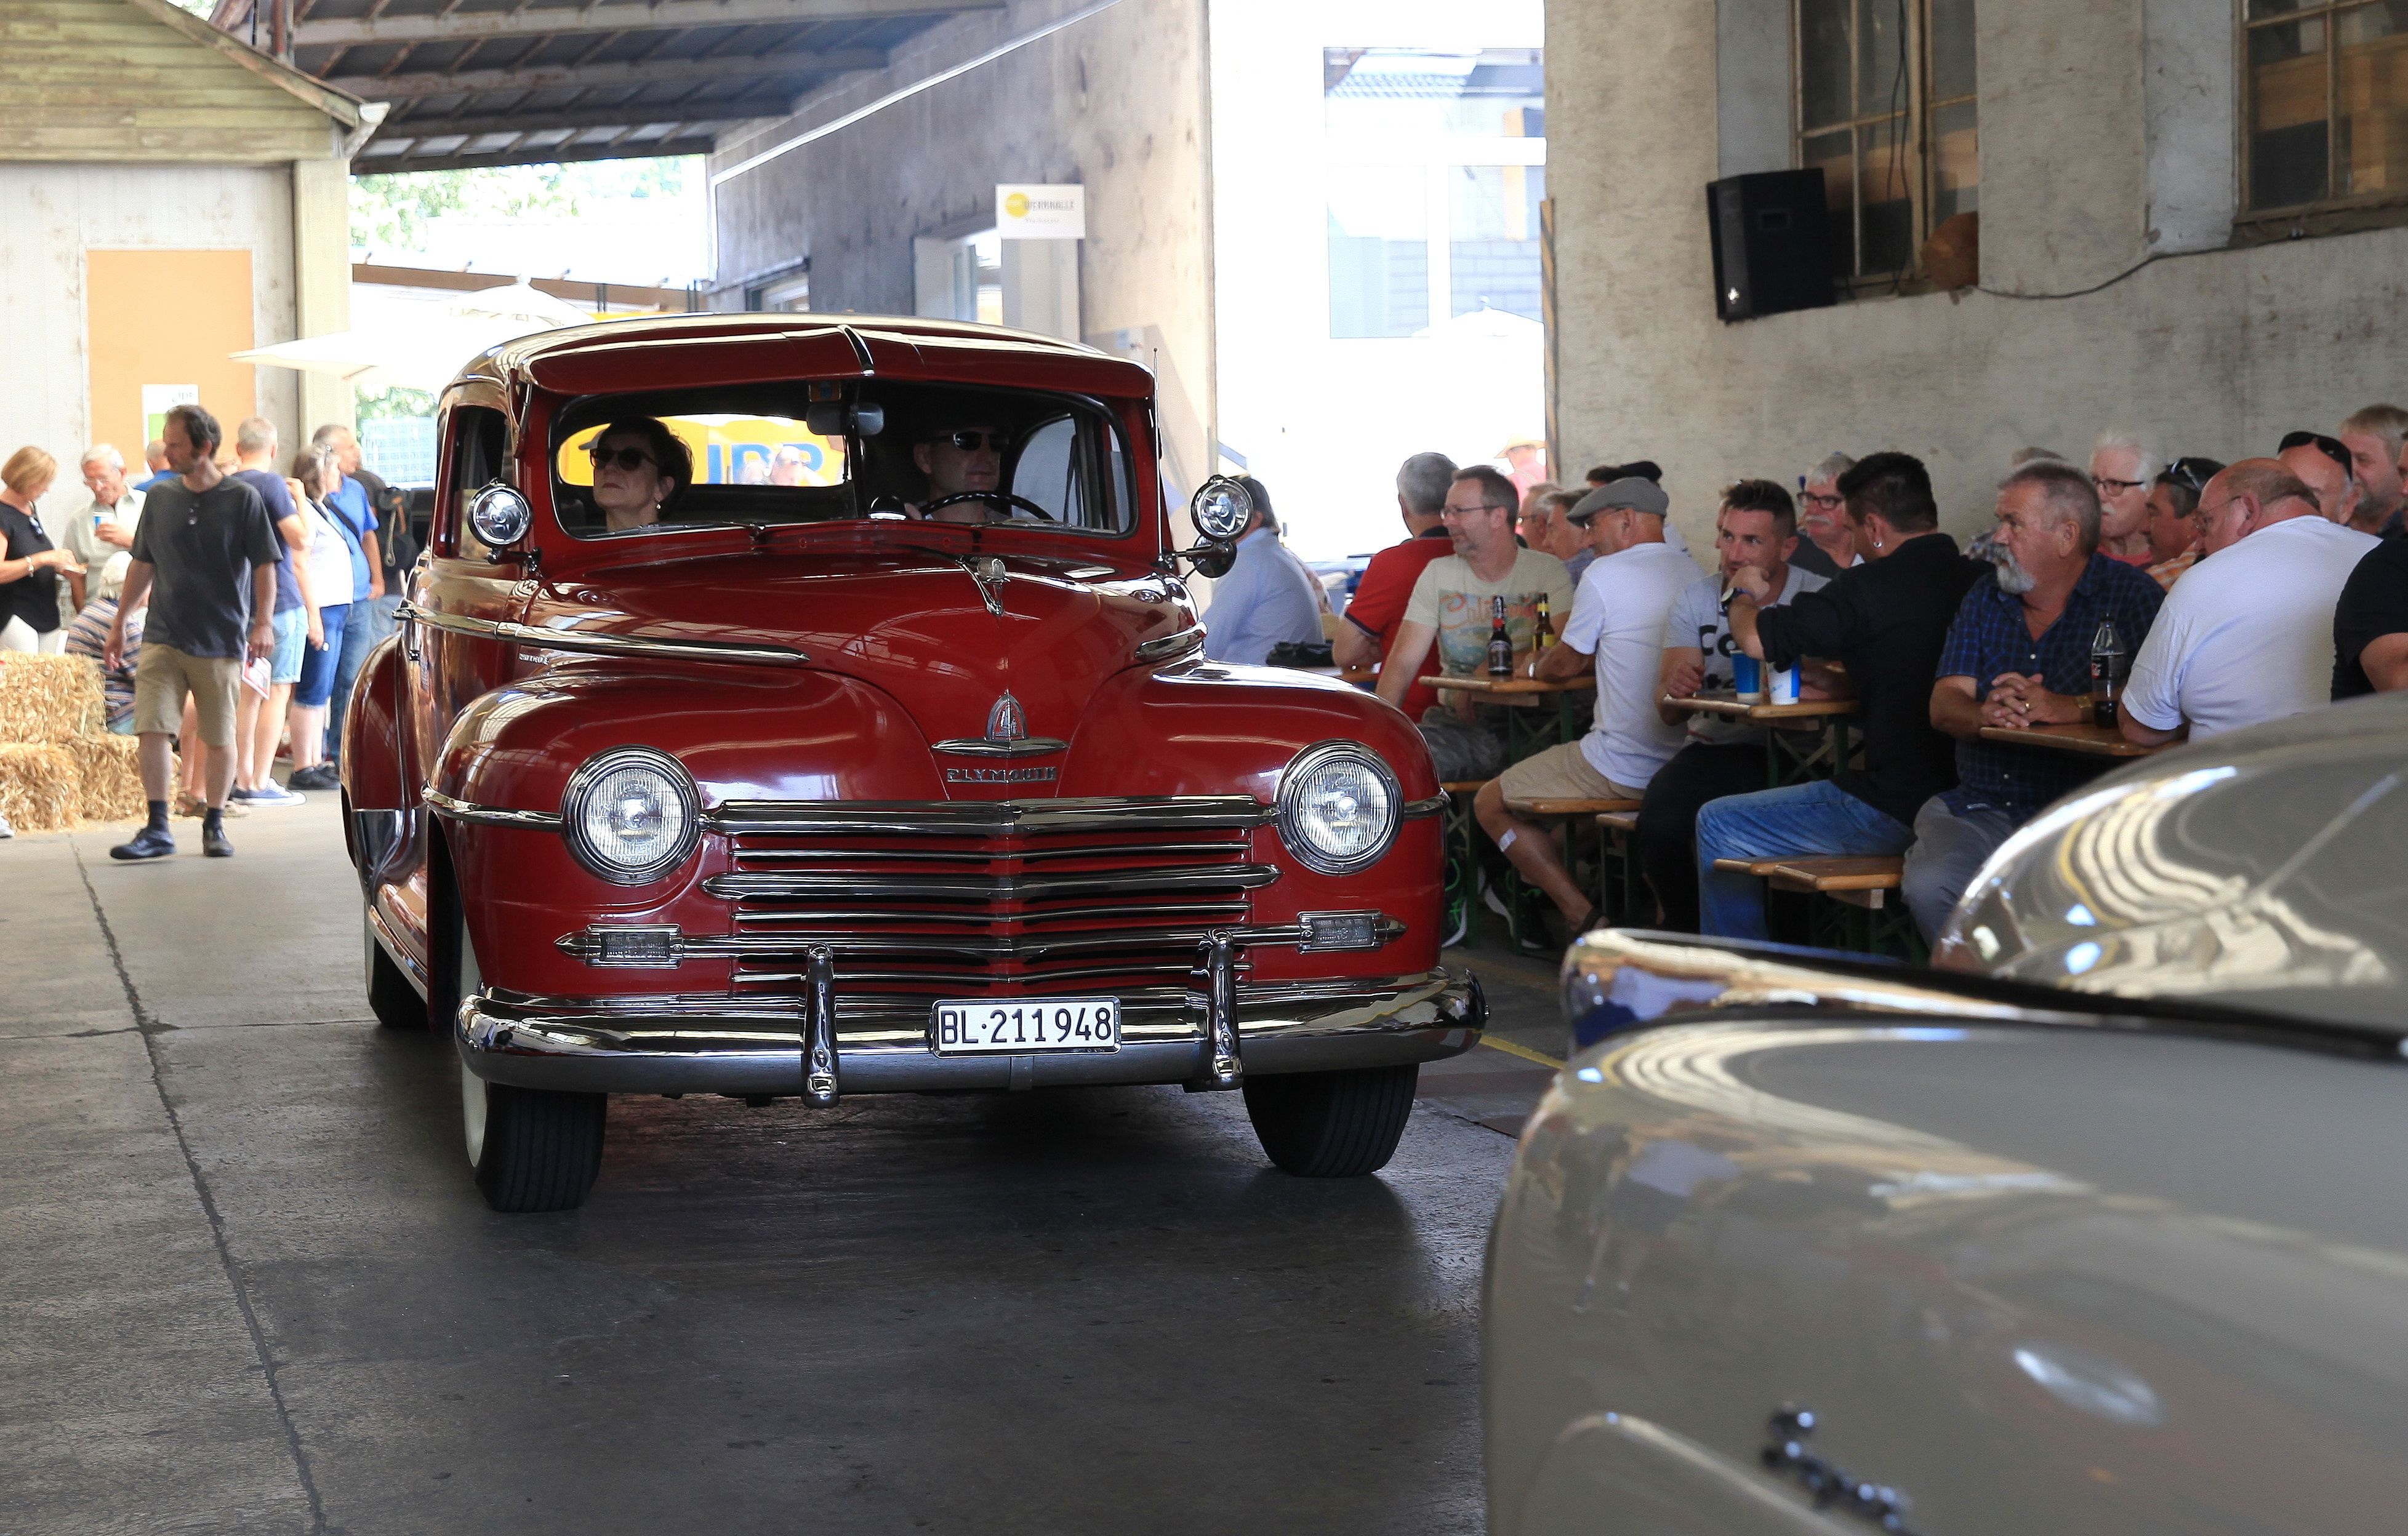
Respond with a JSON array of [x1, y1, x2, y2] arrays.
[[234, 281, 594, 393]]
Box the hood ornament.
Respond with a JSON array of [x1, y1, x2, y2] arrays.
[[960, 555, 1008, 617], [987, 692, 1026, 743]]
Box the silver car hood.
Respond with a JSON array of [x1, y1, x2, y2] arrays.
[[1936, 690, 2408, 1030]]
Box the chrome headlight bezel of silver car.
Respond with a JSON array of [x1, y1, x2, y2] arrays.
[[1274, 741, 1402, 876], [560, 746, 702, 886]]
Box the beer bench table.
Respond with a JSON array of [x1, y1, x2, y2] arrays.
[[1976, 721, 2162, 758], [1425, 674, 1594, 759], [1662, 690, 1861, 786]]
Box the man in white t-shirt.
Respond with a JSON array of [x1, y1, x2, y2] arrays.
[[1635, 482, 1828, 930], [1474, 476, 1703, 937], [1377, 465, 1573, 780], [2122, 458, 2378, 746]]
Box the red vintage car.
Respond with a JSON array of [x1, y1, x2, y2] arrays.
[[341, 314, 1483, 1211]]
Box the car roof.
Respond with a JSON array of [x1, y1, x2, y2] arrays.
[[455, 313, 1155, 402]]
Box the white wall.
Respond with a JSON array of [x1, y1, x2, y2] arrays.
[[1208, 0, 1546, 562], [0, 161, 299, 522], [1548, 0, 2408, 551]]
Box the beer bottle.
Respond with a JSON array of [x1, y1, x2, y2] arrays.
[[1487, 595, 1514, 677], [1532, 594, 1553, 652]]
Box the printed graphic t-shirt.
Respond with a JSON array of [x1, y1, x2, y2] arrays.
[[1401, 546, 1576, 687]]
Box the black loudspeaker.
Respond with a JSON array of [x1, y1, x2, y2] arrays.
[[1707, 169, 1837, 322]]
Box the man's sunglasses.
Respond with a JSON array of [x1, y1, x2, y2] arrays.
[[587, 444, 657, 472], [936, 429, 1011, 452], [2279, 430, 2353, 476], [2157, 456, 2223, 496]]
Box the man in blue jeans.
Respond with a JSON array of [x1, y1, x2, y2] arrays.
[[1695, 452, 1985, 940], [311, 423, 383, 761]]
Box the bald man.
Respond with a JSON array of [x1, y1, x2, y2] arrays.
[[2280, 437, 2361, 529], [2121, 458, 2378, 746]]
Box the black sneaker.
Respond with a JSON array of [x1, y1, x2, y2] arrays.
[[110, 826, 176, 860], [226, 785, 256, 802], [288, 764, 339, 791], [203, 822, 235, 858]]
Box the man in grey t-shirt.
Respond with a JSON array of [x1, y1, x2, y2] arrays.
[[1634, 482, 1826, 930], [105, 404, 283, 862]]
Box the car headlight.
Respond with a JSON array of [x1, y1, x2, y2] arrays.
[[561, 746, 700, 885], [1275, 742, 1401, 876]]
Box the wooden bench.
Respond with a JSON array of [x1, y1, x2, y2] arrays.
[[1764, 857, 1917, 958], [1441, 780, 1492, 796], [1594, 809, 1645, 924], [1505, 796, 1641, 819], [1766, 856, 1903, 910], [1711, 855, 1791, 878]]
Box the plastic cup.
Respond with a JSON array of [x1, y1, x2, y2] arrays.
[[1733, 654, 1764, 702]]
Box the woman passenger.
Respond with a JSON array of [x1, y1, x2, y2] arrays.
[[0, 446, 79, 654], [585, 419, 690, 533]]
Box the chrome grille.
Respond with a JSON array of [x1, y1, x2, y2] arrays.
[[705, 798, 1274, 1000]]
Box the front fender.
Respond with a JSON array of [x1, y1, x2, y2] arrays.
[[338, 635, 408, 811]]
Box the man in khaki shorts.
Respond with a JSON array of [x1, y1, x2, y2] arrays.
[[105, 404, 283, 860]]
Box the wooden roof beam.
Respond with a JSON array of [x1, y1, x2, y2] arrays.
[[329, 46, 883, 99], [297, 0, 1000, 49]]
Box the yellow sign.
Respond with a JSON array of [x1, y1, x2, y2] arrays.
[[995, 182, 1085, 239], [1003, 191, 1031, 220], [556, 415, 847, 488]]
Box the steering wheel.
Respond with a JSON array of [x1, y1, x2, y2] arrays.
[[920, 491, 1058, 522]]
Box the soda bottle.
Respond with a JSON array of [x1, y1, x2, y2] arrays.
[[1532, 594, 1553, 652], [1487, 595, 1514, 677], [2090, 616, 2127, 729]]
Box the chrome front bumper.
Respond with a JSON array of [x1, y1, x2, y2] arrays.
[[457, 967, 1485, 1098]]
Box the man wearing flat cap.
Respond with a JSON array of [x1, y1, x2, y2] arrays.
[[1474, 476, 1703, 945]]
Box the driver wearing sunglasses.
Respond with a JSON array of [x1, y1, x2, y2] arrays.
[[585, 417, 691, 534], [911, 422, 1013, 525]]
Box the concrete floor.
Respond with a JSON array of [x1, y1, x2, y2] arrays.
[[1, 797, 1567, 1535]]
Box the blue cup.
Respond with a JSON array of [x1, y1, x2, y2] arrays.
[[1732, 654, 1764, 700]]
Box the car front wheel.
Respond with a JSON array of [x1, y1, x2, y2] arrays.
[[1241, 1063, 1419, 1177], [363, 903, 423, 1031], [442, 888, 606, 1212]]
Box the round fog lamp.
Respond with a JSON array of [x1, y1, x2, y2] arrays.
[[1275, 742, 1400, 876], [561, 746, 700, 884]]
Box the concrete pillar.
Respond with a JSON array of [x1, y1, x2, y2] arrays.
[[290, 156, 352, 437], [2144, 0, 2236, 253]]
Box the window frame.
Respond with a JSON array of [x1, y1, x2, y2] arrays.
[[2237, 0, 2408, 226], [1791, 0, 1978, 290]]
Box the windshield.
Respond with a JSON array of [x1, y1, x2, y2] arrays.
[[550, 382, 1134, 540]]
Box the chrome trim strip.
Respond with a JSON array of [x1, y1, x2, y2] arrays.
[[456, 968, 1485, 1097], [702, 865, 1280, 902], [1135, 623, 1205, 661], [704, 795, 1272, 838], [1402, 794, 1445, 819], [730, 840, 1245, 865], [399, 602, 809, 666], [929, 737, 1072, 758], [559, 916, 1389, 966], [423, 786, 563, 831]]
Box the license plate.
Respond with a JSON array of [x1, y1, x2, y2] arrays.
[[931, 997, 1121, 1054]]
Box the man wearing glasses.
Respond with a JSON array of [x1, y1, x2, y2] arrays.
[[1791, 453, 1856, 578], [912, 420, 1016, 524], [2088, 431, 2158, 567], [2120, 459, 2376, 747]]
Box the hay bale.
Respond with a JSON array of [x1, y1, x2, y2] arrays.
[[63, 732, 145, 823], [0, 743, 80, 833], [0, 652, 105, 743]]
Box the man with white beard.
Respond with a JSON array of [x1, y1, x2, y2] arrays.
[[1907, 460, 2165, 939]]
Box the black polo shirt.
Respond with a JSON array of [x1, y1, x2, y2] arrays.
[[2334, 535, 2408, 700], [1755, 530, 1986, 827]]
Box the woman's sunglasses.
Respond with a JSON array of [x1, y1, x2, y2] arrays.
[[588, 444, 657, 472]]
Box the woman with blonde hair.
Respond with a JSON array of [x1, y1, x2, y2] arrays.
[[0, 446, 81, 654], [284, 446, 357, 791]]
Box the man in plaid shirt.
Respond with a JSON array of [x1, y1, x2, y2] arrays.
[[1904, 460, 2164, 938]]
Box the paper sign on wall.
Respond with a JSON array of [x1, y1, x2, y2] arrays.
[[142, 384, 198, 445], [997, 184, 1085, 240]]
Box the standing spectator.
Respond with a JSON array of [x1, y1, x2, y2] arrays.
[[1200, 476, 1322, 666], [1475, 477, 1703, 937], [286, 447, 357, 793], [2088, 430, 2158, 566], [2122, 459, 2378, 745], [227, 418, 314, 807], [1498, 438, 1549, 497], [49, 445, 145, 621], [134, 439, 175, 491], [2279, 431, 2362, 529], [1331, 452, 1458, 703], [1375, 465, 1573, 780], [1, 448, 79, 654], [1906, 462, 2165, 938], [1696, 452, 1983, 940], [345, 431, 408, 636], [1637, 481, 1829, 931], [309, 423, 384, 762], [2144, 456, 2222, 590], [2338, 404, 2408, 538], [2333, 536, 2408, 698], [104, 404, 282, 861], [1791, 452, 1858, 578]]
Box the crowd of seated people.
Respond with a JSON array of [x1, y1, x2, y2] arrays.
[[1317, 401, 2408, 952]]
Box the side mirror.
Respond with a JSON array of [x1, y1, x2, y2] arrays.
[[467, 482, 532, 556]]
